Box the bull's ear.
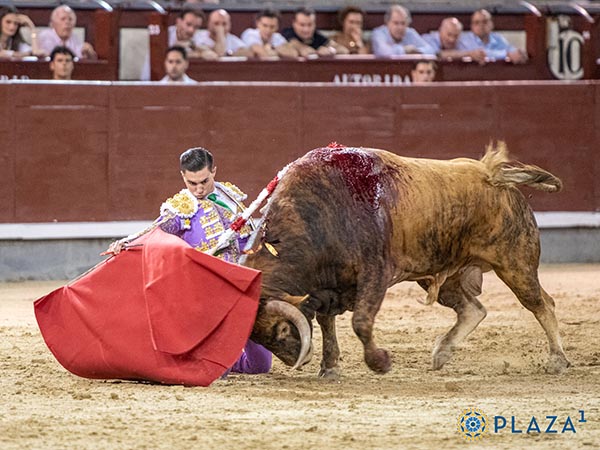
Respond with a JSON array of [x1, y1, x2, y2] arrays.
[[281, 294, 310, 307]]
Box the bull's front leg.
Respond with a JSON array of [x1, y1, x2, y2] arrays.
[[316, 313, 340, 380], [351, 287, 391, 374]]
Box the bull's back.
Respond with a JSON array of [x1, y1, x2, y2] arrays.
[[374, 150, 539, 275]]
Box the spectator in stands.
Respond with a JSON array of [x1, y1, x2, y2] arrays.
[[0, 7, 40, 58], [422, 17, 486, 64], [141, 8, 216, 82], [281, 7, 349, 57], [241, 9, 297, 59], [410, 60, 436, 83], [170, 9, 217, 60], [49, 46, 75, 80], [160, 45, 196, 84], [371, 5, 434, 57], [197, 9, 252, 57], [460, 9, 527, 64], [330, 6, 370, 55], [38, 5, 96, 59]]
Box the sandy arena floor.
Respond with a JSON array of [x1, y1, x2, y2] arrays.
[[0, 264, 599, 449]]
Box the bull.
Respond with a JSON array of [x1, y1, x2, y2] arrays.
[[241, 143, 571, 378]]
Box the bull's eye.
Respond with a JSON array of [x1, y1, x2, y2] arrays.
[[275, 321, 291, 341]]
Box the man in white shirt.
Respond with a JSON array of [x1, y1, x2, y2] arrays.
[[196, 9, 252, 57], [168, 9, 217, 60], [38, 5, 96, 59], [160, 46, 196, 84], [241, 8, 297, 59]]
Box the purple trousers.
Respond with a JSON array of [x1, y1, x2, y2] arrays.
[[225, 339, 272, 375]]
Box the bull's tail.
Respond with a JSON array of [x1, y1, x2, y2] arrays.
[[481, 142, 562, 193]]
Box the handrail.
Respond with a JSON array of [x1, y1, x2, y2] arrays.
[[569, 1, 595, 23], [519, 1, 543, 17]]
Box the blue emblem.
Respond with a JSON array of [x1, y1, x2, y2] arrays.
[[457, 408, 489, 441]]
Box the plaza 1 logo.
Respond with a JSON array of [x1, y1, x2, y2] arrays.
[[547, 15, 585, 80], [457, 408, 587, 441]]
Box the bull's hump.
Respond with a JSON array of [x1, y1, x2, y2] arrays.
[[305, 146, 386, 210]]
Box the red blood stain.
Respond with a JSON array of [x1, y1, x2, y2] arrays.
[[307, 147, 384, 210]]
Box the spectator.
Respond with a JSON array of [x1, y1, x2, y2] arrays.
[[459, 9, 528, 64], [281, 7, 349, 57], [241, 9, 297, 59], [38, 5, 96, 59], [371, 5, 434, 57], [141, 8, 216, 82], [410, 60, 436, 83], [49, 46, 75, 80], [160, 46, 196, 84], [0, 7, 40, 58], [330, 6, 370, 55], [196, 9, 252, 57], [422, 17, 486, 64], [170, 9, 217, 60]]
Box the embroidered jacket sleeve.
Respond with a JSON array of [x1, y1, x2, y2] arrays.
[[158, 190, 198, 237]]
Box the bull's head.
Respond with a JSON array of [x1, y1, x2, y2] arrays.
[[251, 295, 313, 369]]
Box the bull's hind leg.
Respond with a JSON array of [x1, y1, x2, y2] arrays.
[[431, 266, 488, 370], [316, 313, 341, 379], [352, 283, 391, 374], [494, 266, 571, 374]]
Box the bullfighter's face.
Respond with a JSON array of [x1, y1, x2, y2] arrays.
[[181, 167, 216, 200]]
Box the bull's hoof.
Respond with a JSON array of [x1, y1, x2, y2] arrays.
[[432, 336, 454, 370], [318, 366, 341, 381], [432, 350, 453, 370], [365, 348, 391, 374], [545, 353, 571, 375]]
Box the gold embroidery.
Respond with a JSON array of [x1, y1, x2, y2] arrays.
[[219, 181, 246, 200], [166, 192, 196, 216], [204, 222, 225, 239], [160, 190, 198, 224]]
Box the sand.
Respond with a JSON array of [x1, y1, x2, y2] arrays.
[[1, 264, 599, 449]]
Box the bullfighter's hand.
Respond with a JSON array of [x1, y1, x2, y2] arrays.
[[102, 239, 126, 256]]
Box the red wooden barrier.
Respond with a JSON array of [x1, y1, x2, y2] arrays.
[[0, 81, 598, 223]]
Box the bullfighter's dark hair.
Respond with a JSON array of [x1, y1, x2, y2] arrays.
[[256, 8, 281, 22], [180, 147, 214, 172], [50, 45, 75, 62]]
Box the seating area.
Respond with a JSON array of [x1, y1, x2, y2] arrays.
[[1, 1, 599, 81]]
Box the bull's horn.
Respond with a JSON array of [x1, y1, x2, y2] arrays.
[[266, 300, 312, 370]]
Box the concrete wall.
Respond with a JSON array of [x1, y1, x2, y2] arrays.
[[2, 227, 598, 281]]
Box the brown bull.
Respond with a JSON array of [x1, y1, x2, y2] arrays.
[[241, 143, 570, 378]]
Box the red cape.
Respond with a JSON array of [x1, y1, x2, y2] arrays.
[[34, 228, 261, 386]]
